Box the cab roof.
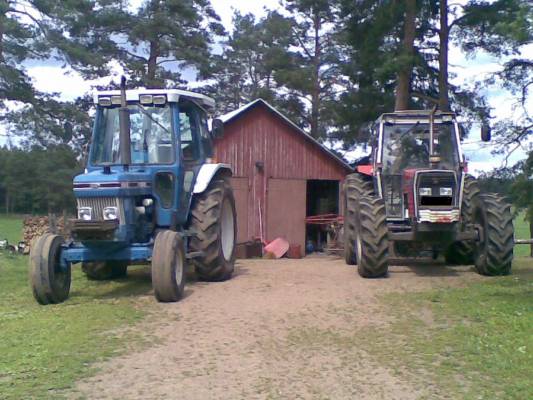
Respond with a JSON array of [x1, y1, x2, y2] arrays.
[[378, 110, 458, 124], [93, 88, 215, 110]]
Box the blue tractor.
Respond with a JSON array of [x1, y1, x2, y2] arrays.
[[29, 79, 237, 304]]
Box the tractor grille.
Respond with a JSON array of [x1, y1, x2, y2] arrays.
[[76, 197, 125, 223], [416, 171, 457, 207]]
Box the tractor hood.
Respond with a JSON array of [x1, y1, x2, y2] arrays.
[[73, 168, 152, 198]]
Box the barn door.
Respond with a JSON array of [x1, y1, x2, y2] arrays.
[[230, 177, 249, 244], [266, 179, 306, 250]]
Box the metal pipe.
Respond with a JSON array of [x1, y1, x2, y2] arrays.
[[119, 76, 131, 170]]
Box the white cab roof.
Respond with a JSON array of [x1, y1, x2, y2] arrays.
[[93, 88, 215, 110]]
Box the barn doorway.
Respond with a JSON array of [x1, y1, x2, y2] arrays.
[[306, 180, 339, 252]]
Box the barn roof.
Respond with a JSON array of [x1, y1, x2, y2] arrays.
[[219, 99, 353, 172]]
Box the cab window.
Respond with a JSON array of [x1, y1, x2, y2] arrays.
[[179, 106, 199, 161], [199, 112, 213, 158]]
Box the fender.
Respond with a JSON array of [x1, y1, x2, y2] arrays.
[[193, 163, 233, 194]]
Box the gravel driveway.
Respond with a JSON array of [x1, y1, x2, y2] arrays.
[[71, 256, 483, 400]]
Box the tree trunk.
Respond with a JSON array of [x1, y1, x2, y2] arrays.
[[395, 0, 416, 111], [438, 0, 451, 111], [310, 12, 321, 138], [146, 39, 160, 88]]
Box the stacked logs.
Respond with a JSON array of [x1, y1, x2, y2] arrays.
[[22, 215, 70, 253]]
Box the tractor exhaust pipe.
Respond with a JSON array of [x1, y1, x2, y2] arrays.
[[429, 105, 440, 166], [119, 76, 131, 171]]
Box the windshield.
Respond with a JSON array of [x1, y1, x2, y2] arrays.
[[382, 122, 459, 173], [91, 104, 174, 165]]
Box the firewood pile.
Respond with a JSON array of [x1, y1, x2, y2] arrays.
[[21, 215, 70, 254]]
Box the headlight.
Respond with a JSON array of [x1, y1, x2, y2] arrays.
[[142, 198, 154, 207], [78, 207, 92, 221], [419, 187, 432, 196], [440, 187, 453, 196], [103, 206, 119, 221]]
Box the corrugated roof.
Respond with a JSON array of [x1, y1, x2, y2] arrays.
[[219, 99, 353, 172]]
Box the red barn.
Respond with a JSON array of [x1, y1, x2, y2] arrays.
[[214, 99, 352, 252]]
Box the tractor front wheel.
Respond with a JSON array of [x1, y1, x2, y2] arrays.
[[151, 230, 186, 302], [29, 233, 71, 305], [473, 194, 514, 276], [344, 173, 374, 265], [445, 175, 480, 265], [82, 261, 128, 280], [189, 179, 236, 282], [355, 195, 389, 278]]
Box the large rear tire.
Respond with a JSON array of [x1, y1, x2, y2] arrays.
[[29, 234, 71, 305], [151, 230, 186, 302], [82, 261, 128, 280], [473, 194, 514, 276], [445, 175, 480, 265], [355, 195, 389, 278], [344, 173, 374, 265], [189, 179, 236, 282]]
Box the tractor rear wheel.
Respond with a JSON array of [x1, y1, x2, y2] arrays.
[[473, 194, 514, 276], [29, 233, 71, 305], [82, 261, 128, 280], [355, 195, 389, 278], [151, 230, 186, 302], [445, 175, 480, 265], [189, 179, 236, 281], [344, 173, 374, 265]]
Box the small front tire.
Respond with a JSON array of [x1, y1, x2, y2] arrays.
[[29, 234, 71, 305], [151, 230, 186, 302]]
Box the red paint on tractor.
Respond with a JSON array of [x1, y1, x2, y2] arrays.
[[402, 168, 420, 218], [357, 165, 374, 176]]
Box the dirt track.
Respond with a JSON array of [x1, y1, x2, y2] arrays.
[[71, 256, 484, 400]]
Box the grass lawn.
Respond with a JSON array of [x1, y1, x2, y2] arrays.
[[0, 217, 154, 399], [0, 214, 24, 244], [372, 260, 533, 399]]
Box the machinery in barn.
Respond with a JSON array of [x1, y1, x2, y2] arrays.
[[29, 78, 237, 304], [343, 109, 514, 278]]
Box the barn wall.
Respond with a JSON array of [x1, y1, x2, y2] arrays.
[[214, 106, 348, 181], [215, 104, 350, 246]]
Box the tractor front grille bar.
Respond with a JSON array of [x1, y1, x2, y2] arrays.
[[76, 197, 125, 223], [418, 209, 460, 224]]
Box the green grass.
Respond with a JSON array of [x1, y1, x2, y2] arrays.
[[0, 214, 155, 399], [0, 214, 24, 244], [366, 260, 533, 399]]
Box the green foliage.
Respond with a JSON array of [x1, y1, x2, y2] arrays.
[[116, 0, 224, 87], [0, 250, 150, 399], [0, 146, 81, 214]]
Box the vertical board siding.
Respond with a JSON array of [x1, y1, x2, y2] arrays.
[[214, 104, 351, 245]]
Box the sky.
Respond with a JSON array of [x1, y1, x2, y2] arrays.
[[3, 0, 531, 176]]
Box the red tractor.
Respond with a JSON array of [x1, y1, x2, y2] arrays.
[[344, 110, 514, 278]]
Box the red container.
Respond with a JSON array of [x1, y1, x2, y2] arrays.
[[287, 244, 302, 259]]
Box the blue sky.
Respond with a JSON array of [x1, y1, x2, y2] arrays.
[[2, 0, 531, 176]]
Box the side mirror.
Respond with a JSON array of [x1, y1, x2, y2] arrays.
[[481, 124, 491, 142], [211, 118, 224, 139]]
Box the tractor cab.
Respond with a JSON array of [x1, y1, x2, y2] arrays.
[[74, 88, 223, 244], [372, 111, 464, 222]]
